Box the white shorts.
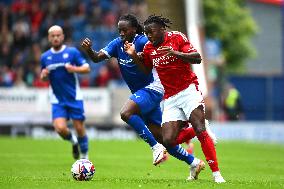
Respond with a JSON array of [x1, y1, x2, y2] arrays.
[[162, 84, 205, 124]]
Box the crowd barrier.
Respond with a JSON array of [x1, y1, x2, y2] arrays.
[[0, 88, 284, 144], [0, 88, 130, 126]]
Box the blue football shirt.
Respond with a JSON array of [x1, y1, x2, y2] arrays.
[[41, 45, 88, 103], [101, 34, 153, 93]]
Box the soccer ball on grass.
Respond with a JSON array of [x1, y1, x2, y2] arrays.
[[71, 159, 95, 181]]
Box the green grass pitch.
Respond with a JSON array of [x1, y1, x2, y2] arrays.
[[0, 137, 284, 189]]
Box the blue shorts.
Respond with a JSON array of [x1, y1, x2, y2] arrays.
[[130, 88, 163, 126], [52, 100, 85, 121]]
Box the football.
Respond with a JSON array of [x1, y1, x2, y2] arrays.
[[71, 159, 95, 181]]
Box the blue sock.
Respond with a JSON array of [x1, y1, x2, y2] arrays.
[[127, 115, 157, 147], [62, 132, 77, 145], [167, 145, 194, 165], [63, 133, 72, 141], [78, 135, 88, 154]]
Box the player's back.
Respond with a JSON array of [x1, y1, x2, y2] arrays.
[[41, 45, 85, 103]]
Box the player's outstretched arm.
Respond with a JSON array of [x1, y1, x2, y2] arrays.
[[81, 38, 108, 63], [157, 46, 202, 64], [124, 41, 152, 74]]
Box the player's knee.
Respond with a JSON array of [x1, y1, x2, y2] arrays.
[[162, 135, 175, 148], [120, 110, 132, 122], [53, 124, 67, 134], [191, 120, 206, 135], [74, 126, 85, 137], [190, 110, 206, 135]]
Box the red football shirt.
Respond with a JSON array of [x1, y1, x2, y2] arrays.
[[143, 31, 199, 99]]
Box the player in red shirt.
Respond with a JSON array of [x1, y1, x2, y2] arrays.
[[124, 15, 225, 183]]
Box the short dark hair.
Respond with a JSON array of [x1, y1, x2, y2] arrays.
[[144, 15, 172, 28], [119, 14, 143, 34]]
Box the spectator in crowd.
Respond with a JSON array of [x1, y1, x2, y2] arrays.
[[0, 0, 146, 87], [222, 83, 244, 121]]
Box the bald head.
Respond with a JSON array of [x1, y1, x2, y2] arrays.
[[48, 25, 64, 50], [48, 25, 63, 34]]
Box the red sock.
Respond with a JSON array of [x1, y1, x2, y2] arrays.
[[197, 131, 219, 172], [174, 127, 196, 145]]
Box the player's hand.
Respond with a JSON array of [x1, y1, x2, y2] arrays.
[[157, 46, 175, 56], [124, 41, 136, 56], [137, 52, 144, 61], [40, 68, 49, 81], [41, 68, 49, 76], [81, 38, 93, 51], [65, 63, 76, 73]]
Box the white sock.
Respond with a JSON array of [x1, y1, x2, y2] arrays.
[[81, 153, 89, 159], [151, 143, 160, 150], [213, 171, 221, 177], [70, 133, 78, 145], [190, 158, 200, 167]]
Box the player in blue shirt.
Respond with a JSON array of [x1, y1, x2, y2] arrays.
[[81, 14, 202, 168], [41, 25, 90, 160]]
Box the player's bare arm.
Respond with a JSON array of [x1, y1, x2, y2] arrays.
[[124, 41, 152, 74], [157, 46, 202, 64], [81, 38, 108, 63], [65, 63, 90, 74], [40, 68, 49, 81]]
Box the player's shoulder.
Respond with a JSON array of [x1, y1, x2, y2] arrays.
[[134, 34, 148, 50], [143, 41, 153, 50], [105, 37, 122, 49], [167, 31, 187, 38], [166, 31, 189, 43], [136, 34, 148, 43], [136, 34, 148, 41], [65, 46, 80, 53], [41, 49, 52, 59], [111, 37, 122, 44]]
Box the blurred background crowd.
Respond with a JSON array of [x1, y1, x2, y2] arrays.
[[0, 0, 149, 88]]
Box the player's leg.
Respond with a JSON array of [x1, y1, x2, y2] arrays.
[[120, 99, 158, 147], [52, 104, 79, 159], [73, 120, 88, 159], [162, 100, 205, 180], [146, 106, 167, 165], [147, 111, 205, 165], [182, 84, 225, 183], [162, 120, 205, 180], [120, 88, 166, 165], [186, 140, 194, 154], [147, 107, 207, 165], [174, 123, 196, 145], [190, 106, 225, 183], [161, 99, 198, 146], [174, 120, 217, 145], [69, 101, 89, 159]]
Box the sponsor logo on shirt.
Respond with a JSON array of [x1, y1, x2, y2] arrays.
[[63, 53, 69, 59], [118, 58, 133, 66], [152, 55, 177, 67], [47, 62, 70, 71]]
